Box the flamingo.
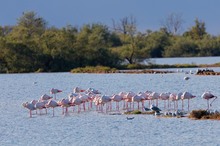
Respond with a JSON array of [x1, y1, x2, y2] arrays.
[[35, 100, 47, 115], [149, 92, 160, 106], [45, 100, 59, 116], [98, 95, 111, 112], [58, 98, 71, 114], [86, 88, 101, 94], [159, 92, 170, 110], [22, 102, 36, 118], [201, 92, 218, 110], [50, 88, 62, 100], [132, 94, 144, 111], [175, 92, 182, 110], [73, 87, 85, 93], [181, 92, 196, 111], [78, 94, 89, 111], [40, 94, 53, 101], [124, 92, 136, 110], [111, 94, 123, 111], [70, 97, 82, 113]]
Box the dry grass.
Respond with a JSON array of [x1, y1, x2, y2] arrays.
[[189, 109, 220, 120]]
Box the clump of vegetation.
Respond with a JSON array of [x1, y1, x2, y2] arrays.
[[124, 110, 154, 115], [189, 109, 220, 120], [70, 66, 117, 73], [124, 110, 142, 114]]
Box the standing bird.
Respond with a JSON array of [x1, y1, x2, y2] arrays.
[[201, 92, 218, 110], [22, 102, 36, 118], [111, 94, 123, 111], [45, 100, 59, 117], [181, 92, 196, 111], [50, 88, 62, 100], [150, 104, 161, 112], [73, 87, 85, 93], [40, 94, 53, 101]]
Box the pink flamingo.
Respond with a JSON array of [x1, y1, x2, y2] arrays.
[[99, 95, 112, 113], [86, 88, 101, 94], [124, 92, 136, 110], [35, 100, 48, 115], [73, 87, 85, 93], [159, 92, 170, 110], [201, 91, 217, 110], [149, 92, 160, 106], [181, 92, 196, 111], [70, 97, 82, 113], [78, 94, 89, 111], [22, 102, 36, 118], [50, 88, 62, 100], [58, 98, 71, 114], [45, 100, 59, 116], [40, 94, 53, 101], [132, 94, 145, 111], [111, 94, 123, 111]]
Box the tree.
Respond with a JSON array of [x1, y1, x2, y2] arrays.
[[183, 18, 207, 40], [143, 29, 170, 58], [163, 37, 198, 57], [112, 16, 138, 64], [161, 13, 184, 35], [17, 11, 47, 37]]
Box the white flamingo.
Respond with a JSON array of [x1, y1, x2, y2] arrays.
[[58, 98, 71, 114], [73, 87, 85, 93], [181, 92, 196, 111], [201, 91, 217, 110], [70, 97, 82, 113], [22, 102, 36, 118], [99, 95, 111, 112], [132, 94, 145, 111], [111, 94, 123, 111], [86, 88, 101, 94], [45, 100, 59, 116], [124, 92, 136, 110], [160, 92, 170, 110], [149, 92, 160, 106], [35, 100, 48, 115], [40, 94, 53, 101], [50, 88, 62, 100]]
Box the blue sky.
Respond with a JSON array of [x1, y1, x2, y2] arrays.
[[1, 0, 220, 35]]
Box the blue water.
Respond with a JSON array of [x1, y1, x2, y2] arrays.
[[147, 56, 220, 65], [0, 64, 220, 145]]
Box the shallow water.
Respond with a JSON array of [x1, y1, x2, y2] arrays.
[[0, 72, 220, 146], [149, 56, 220, 65]]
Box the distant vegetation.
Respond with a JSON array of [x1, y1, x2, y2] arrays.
[[1, 11, 220, 73]]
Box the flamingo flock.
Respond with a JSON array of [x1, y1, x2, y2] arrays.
[[22, 87, 218, 118]]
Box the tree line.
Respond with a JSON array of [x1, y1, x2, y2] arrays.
[[0, 11, 220, 73]]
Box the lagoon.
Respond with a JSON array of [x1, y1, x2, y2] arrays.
[[148, 56, 220, 65], [0, 72, 220, 145]]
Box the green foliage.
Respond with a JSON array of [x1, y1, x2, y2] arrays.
[[164, 37, 198, 57], [1, 11, 220, 73], [183, 18, 207, 40]]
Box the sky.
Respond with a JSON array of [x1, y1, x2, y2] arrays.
[[1, 0, 220, 35]]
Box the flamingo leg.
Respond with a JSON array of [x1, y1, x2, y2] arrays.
[[188, 99, 190, 111], [182, 99, 184, 111], [29, 110, 32, 118], [53, 107, 54, 117], [207, 99, 209, 110]]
